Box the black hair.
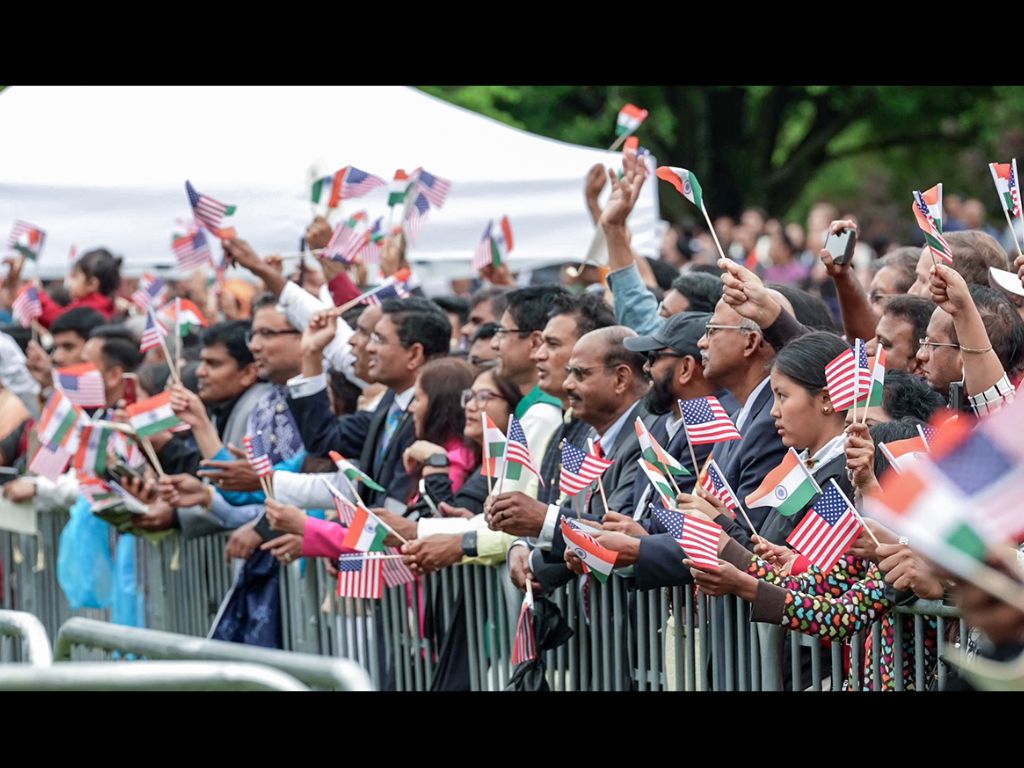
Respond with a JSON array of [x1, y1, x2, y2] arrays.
[[490, 372, 524, 413], [869, 418, 926, 480], [341, 305, 365, 328], [201, 320, 254, 369], [75, 248, 123, 296], [328, 370, 361, 417], [470, 285, 510, 319], [45, 284, 71, 307], [645, 257, 680, 291], [417, 357, 476, 446], [98, 336, 143, 374], [949, 285, 1024, 375], [688, 263, 725, 278], [432, 295, 470, 325], [50, 307, 106, 341], [380, 297, 452, 360], [252, 292, 279, 314], [548, 291, 617, 339], [669, 272, 724, 314], [881, 370, 946, 422], [873, 247, 920, 293], [471, 322, 500, 344], [883, 296, 933, 352], [88, 323, 137, 345], [769, 284, 840, 333], [504, 285, 571, 334], [137, 362, 171, 398], [772, 331, 850, 392]]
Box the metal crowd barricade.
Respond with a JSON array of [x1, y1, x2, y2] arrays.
[[0, 609, 52, 666], [0, 661, 308, 691]]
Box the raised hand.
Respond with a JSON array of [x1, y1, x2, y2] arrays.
[[929, 262, 972, 317], [818, 219, 858, 278], [599, 149, 646, 230], [718, 257, 781, 328]]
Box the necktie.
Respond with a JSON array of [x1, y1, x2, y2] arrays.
[[378, 401, 403, 462], [592, 439, 604, 459]]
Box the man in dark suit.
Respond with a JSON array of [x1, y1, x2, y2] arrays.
[[490, 325, 652, 589]]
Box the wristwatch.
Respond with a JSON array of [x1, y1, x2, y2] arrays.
[[425, 453, 450, 468], [461, 531, 478, 557]]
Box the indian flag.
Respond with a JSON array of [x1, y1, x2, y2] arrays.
[[858, 348, 886, 408], [656, 167, 703, 210], [36, 389, 86, 453], [490, 216, 514, 268], [615, 103, 649, 138], [481, 413, 506, 478], [329, 450, 385, 492], [637, 458, 676, 507], [745, 447, 821, 517], [72, 424, 113, 476], [159, 298, 208, 336], [311, 168, 347, 211], [342, 506, 388, 552], [387, 169, 413, 208], [125, 391, 182, 438], [912, 191, 954, 263], [920, 183, 943, 233], [560, 518, 617, 583], [878, 435, 929, 474], [989, 159, 1022, 219], [635, 417, 690, 477]]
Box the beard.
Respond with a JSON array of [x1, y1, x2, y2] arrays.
[[644, 367, 677, 415]]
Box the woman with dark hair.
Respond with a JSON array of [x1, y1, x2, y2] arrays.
[[13, 248, 124, 328]]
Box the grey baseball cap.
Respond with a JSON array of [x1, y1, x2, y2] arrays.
[[623, 311, 711, 358]]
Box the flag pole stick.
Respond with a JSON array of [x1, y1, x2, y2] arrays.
[[700, 202, 728, 262], [1001, 207, 1024, 258], [608, 133, 628, 152], [139, 437, 166, 478], [155, 322, 181, 385], [482, 413, 494, 497], [849, 506, 881, 547], [682, 424, 702, 498], [371, 512, 409, 546], [596, 476, 611, 518]]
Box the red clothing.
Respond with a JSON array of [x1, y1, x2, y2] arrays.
[[326, 272, 362, 307], [38, 290, 116, 329]]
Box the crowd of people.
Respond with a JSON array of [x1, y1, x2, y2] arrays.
[[2, 145, 1024, 691]]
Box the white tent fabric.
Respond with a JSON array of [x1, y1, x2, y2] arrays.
[[0, 86, 663, 286]]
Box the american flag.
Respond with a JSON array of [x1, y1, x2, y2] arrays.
[[472, 220, 493, 272], [243, 432, 274, 477], [171, 220, 212, 270], [382, 546, 416, 587], [362, 276, 412, 306], [413, 168, 451, 209], [560, 442, 613, 496], [700, 459, 739, 513], [506, 415, 543, 482], [403, 191, 431, 244], [511, 589, 537, 666], [131, 273, 168, 311], [12, 285, 43, 327], [651, 505, 722, 570], [336, 554, 383, 599], [785, 479, 862, 572], [322, 213, 368, 263], [140, 307, 169, 354], [679, 396, 741, 445], [824, 339, 871, 412], [185, 180, 236, 239], [360, 218, 385, 265], [7, 220, 46, 259], [56, 363, 106, 408], [28, 443, 71, 482], [340, 166, 386, 199], [918, 423, 939, 448]]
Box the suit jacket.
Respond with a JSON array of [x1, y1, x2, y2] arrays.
[[286, 387, 374, 460], [358, 390, 417, 510]]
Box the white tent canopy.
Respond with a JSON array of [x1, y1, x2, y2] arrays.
[[0, 86, 662, 286]]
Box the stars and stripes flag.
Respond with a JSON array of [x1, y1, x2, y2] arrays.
[[472, 220, 494, 272], [504, 415, 543, 483], [785, 479, 862, 572], [824, 338, 872, 413], [243, 432, 274, 478], [56, 363, 107, 408], [322, 210, 370, 263], [403, 191, 431, 244], [559, 441, 613, 496], [7, 220, 45, 260], [361, 271, 413, 306], [700, 458, 740, 515], [412, 168, 452, 209], [131, 273, 168, 311], [679, 396, 741, 445], [918, 423, 939, 448], [912, 190, 954, 264], [336, 554, 383, 599], [511, 584, 537, 666], [381, 546, 416, 587], [339, 166, 386, 200], [171, 220, 213, 270], [12, 284, 43, 327], [185, 180, 237, 239], [320, 477, 358, 525], [359, 218, 386, 265], [651, 505, 723, 570], [140, 307, 169, 354], [28, 442, 72, 482]]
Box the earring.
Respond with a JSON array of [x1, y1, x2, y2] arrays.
[[822, 406, 832, 415]]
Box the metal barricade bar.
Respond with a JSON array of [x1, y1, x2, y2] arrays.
[[0, 661, 307, 691]]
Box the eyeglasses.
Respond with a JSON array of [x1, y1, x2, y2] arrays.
[[704, 322, 752, 337], [468, 357, 498, 371], [918, 337, 961, 352], [493, 327, 531, 337], [461, 388, 506, 408], [646, 350, 685, 364], [245, 328, 301, 345]]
